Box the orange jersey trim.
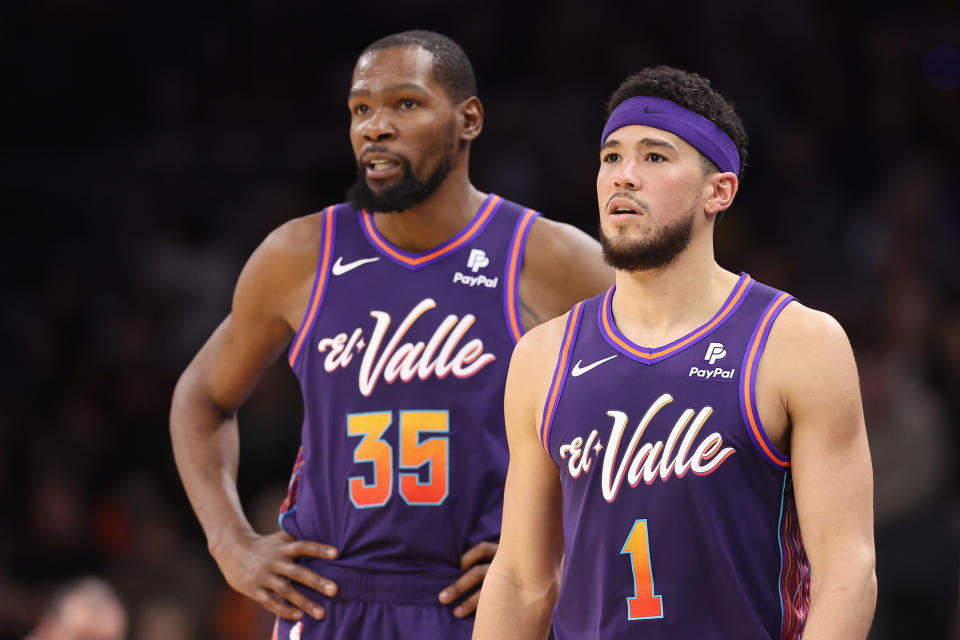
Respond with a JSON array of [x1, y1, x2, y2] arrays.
[[541, 302, 584, 452], [506, 208, 538, 343], [742, 292, 793, 468], [361, 195, 501, 267], [288, 207, 335, 368], [601, 275, 752, 360]]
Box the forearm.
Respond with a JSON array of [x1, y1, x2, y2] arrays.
[[801, 557, 877, 639], [170, 376, 254, 554], [473, 561, 557, 640]]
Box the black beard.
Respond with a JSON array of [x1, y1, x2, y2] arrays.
[[345, 152, 452, 213], [599, 212, 695, 272]]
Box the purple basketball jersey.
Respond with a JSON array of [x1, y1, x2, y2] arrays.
[[281, 194, 538, 583], [540, 274, 810, 639]]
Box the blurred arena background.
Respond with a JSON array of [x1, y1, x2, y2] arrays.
[[2, 0, 958, 637]]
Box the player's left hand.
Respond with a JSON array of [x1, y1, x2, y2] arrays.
[[438, 540, 498, 618]]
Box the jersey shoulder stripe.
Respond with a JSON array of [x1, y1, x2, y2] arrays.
[[288, 205, 337, 368], [503, 208, 540, 343], [540, 301, 586, 452], [739, 289, 795, 468]]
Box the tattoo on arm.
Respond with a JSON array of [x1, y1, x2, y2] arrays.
[[519, 296, 543, 332]]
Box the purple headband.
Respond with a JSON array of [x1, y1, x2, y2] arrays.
[[600, 96, 740, 175]]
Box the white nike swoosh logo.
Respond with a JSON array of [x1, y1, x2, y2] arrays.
[[332, 256, 380, 275], [570, 355, 618, 377]]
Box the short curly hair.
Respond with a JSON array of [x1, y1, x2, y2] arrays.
[[361, 30, 477, 103], [607, 66, 748, 178]]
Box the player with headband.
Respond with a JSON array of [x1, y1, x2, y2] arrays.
[[474, 66, 876, 638]]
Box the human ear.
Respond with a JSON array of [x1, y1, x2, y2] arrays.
[[705, 173, 738, 215], [458, 97, 484, 142]]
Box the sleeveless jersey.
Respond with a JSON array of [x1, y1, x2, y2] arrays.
[[540, 274, 810, 639], [280, 194, 539, 580]]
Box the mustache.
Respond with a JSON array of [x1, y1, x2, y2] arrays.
[[604, 191, 649, 214]]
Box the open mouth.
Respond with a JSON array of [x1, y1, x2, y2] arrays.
[[360, 151, 404, 178], [606, 198, 644, 216], [367, 159, 399, 171]]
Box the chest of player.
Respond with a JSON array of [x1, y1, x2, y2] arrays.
[[545, 276, 792, 504], [292, 199, 529, 401]]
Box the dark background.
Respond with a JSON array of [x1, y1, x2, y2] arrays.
[[2, 0, 958, 637]]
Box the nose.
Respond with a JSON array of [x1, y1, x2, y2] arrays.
[[361, 111, 396, 143], [612, 159, 641, 190]]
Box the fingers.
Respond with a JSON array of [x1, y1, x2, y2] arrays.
[[452, 589, 482, 618], [267, 576, 328, 621], [438, 563, 489, 606], [439, 541, 498, 608], [288, 539, 339, 560], [254, 587, 321, 622], [278, 563, 339, 598], [459, 540, 498, 570]]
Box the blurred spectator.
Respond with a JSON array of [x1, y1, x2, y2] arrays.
[[24, 577, 127, 640]]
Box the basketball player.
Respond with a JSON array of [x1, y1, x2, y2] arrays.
[[474, 66, 877, 638], [169, 31, 612, 639]]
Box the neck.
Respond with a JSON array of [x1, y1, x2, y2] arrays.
[[371, 161, 487, 252], [610, 238, 739, 347]]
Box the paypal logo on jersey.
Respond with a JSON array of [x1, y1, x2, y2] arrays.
[[467, 249, 489, 272], [704, 342, 727, 364], [689, 341, 736, 380], [452, 248, 498, 288]]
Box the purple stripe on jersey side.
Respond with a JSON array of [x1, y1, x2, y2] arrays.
[[503, 209, 540, 344], [738, 292, 794, 468], [288, 206, 337, 368], [598, 273, 753, 364], [359, 193, 503, 270], [540, 302, 585, 454]]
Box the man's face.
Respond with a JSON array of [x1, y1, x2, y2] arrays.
[[596, 124, 709, 271], [345, 45, 458, 212]]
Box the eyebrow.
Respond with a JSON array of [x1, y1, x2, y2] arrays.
[[600, 137, 678, 152], [349, 82, 431, 98]]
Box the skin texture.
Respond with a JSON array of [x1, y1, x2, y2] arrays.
[[473, 124, 876, 638], [169, 44, 612, 624]]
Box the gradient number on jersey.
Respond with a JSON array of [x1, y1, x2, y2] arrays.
[[621, 519, 664, 620], [347, 410, 449, 508], [347, 411, 393, 508]]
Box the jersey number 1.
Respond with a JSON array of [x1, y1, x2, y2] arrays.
[[347, 410, 449, 508], [621, 519, 664, 620]]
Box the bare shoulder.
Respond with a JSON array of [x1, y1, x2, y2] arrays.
[[508, 311, 573, 427], [257, 211, 329, 272], [514, 312, 570, 368], [234, 210, 331, 329], [517, 217, 613, 328], [766, 301, 853, 365], [763, 300, 858, 413], [524, 217, 609, 280]]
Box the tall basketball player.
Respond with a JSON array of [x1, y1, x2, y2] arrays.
[[169, 31, 612, 639], [474, 66, 876, 639]]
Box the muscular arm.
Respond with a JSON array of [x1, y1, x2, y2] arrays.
[[518, 217, 613, 330], [473, 319, 566, 639], [170, 214, 338, 620], [762, 305, 877, 638]]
